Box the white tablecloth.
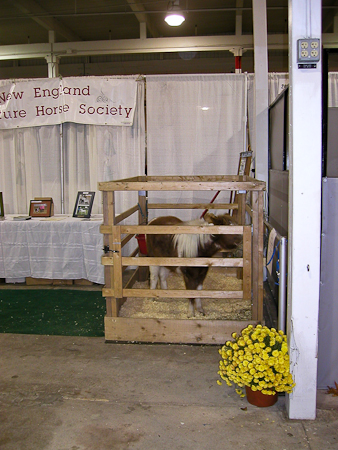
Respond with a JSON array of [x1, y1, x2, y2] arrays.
[[0, 215, 105, 284]]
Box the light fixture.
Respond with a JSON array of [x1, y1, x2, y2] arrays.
[[164, 0, 185, 27]]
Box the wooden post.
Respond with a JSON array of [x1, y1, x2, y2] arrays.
[[251, 190, 264, 322], [237, 192, 246, 225], [103, 191, 115, 317], [137, 189, 149, 281], [242, 225, 252, 301], [111, 225, 123, 316]]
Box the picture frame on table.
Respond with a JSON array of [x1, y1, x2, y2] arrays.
[[29, 199, 53, 217], [73, 191, 95, 218], [0, 192, 4, 218]]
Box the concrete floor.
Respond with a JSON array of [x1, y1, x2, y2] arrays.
[[1, 333, 337, 450]]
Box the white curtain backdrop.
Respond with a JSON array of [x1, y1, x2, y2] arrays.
[[247, 72, 289, 170], [146, 74, 247, 220], [0, 125, 62, 215], [6, 72, 338, 220], [0, 79, 145, 215]]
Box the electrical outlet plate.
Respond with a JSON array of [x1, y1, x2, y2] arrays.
[[297, 39, 320, 62]]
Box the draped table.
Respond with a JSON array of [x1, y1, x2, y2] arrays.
[[0, 215, 105, 284]]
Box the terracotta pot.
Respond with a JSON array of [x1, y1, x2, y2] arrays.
[[245, 386, 278, 407]]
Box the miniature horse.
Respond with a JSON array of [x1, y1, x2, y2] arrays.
[[146, 213, 242, 317]]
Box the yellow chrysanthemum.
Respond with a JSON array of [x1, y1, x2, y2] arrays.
[[217, 325, 295, 396]]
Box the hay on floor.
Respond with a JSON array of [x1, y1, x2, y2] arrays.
[[119, 267, 251, 320]]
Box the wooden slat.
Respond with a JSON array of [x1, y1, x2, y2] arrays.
[[101, 256, 243, 267], [100, 224, 112, 234], [121, 289, 243, 299], [102, 287, 243, 298], [128, 247, 139, 258], [115, 204, 138, 224], [104, 317, 259, 345], [123, 268, 141, 289], [148, 203, 238, 210], [120, 225, 244, 235], [102, 287, 243, 299], [245, 203, 253, 218], [121, 233, 134, 248], [124, 256, 243, 267], [99, 180, 265, 192], [146, 175, 247, 182], [98, 176, 266, 193]]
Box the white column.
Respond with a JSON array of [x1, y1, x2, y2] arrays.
[[252, 0, 269, 185], [46, 30, 59, 78], [287, 0, 322, 420], [46, 54, 60, 78]]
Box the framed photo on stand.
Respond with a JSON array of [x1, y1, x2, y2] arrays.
[[34, 197, 54, 216], [0, 192, 4, 219], [29, 199, 53, 217], [73, 191, 95, 218]]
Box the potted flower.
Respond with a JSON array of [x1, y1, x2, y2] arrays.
[[217, 324, 295, 407]]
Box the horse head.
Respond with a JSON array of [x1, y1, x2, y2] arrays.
[[203, 212, 242, 251]]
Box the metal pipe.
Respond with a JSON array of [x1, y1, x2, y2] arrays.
[[244, 73, 248, 153], [60, 123, 64, 214]]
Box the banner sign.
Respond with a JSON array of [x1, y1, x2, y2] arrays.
[[0, 76, 138, 129]]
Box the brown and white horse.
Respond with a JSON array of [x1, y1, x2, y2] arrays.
[[146, 213, 242, 317]]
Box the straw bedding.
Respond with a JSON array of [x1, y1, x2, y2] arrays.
[[119, 267, 251, 320]]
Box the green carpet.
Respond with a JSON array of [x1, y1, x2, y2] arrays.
[[0, 289, 105, 337]]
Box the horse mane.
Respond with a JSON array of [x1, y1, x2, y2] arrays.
[[173, 218, 213, 258]]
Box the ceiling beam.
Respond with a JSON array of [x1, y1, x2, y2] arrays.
[[0, 32, 336, 61], [11, 0, 82, 42], [125, 0, 160, 38]]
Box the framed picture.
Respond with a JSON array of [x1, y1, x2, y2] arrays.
[[238, 150, 253, 176], [73, 191, 95, 218], [0, 192, 4, 218], [29, 199, 53, 217]]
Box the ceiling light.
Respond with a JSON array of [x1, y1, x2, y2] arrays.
[[164, 0, 185, 27]]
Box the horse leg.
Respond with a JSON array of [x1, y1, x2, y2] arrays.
[[182, 267, 208, 317], [194, 285, 205, 315], [188, 286, 205, 317], [188, 299, 195, 318], [149, 266, 160, 289], [159, 266, 170, 289]]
